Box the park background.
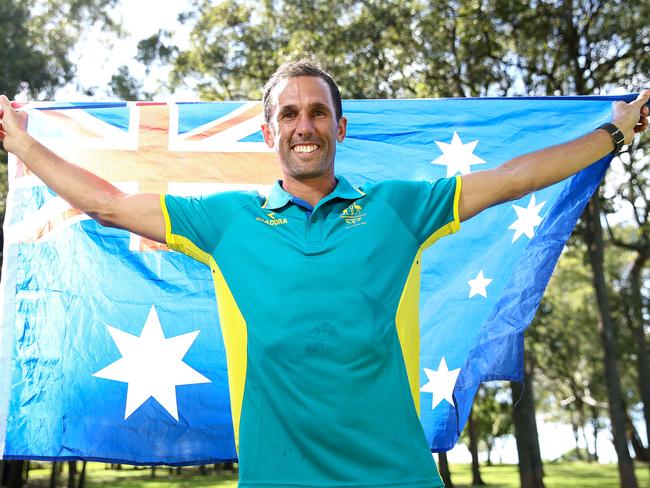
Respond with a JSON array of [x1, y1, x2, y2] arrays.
[[0, 0, 649, 487]]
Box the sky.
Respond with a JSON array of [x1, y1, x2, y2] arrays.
[[47, 0, 645, 466], [53, 0, 193, 101]]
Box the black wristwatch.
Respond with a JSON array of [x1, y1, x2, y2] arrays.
[[597, 123, 625, 154]]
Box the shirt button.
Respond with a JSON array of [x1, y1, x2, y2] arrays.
[[311, 216, 319, 222]]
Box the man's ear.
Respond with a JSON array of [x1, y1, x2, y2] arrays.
[[261, 122, 275, 148], [337, 116, 347, 143]]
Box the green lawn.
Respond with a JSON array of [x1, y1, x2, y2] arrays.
[[448, 462, 650, 487], [23, 461, 650, 488]]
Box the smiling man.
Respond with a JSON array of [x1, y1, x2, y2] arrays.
[[0, 61, 648, 488]]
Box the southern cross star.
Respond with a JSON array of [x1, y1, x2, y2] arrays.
[[468, 270, 493, 298], [93, 305, 210, 420], [420, 357, 461, 410], [431, 131, 487, 176], [508, 194, 546, 242]]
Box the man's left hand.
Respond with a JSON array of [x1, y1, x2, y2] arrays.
[[612, 90, 650, 144]]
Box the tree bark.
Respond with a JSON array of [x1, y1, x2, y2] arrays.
[[67, 462, 77, 488], [571, 421, 582, 460], [78, 462, 87, 488], [49, 462, 60, 488], [628, 254, 650, 460], [2, 461, 23, 488], [486, 441, 493, 467], [467, 409, 486, 485], [584, 196, 639, 488], [592, 406, 600, 462], [511, 355, 545, 488], [624, 405, 649, 462], [437, 451, 453, 488]]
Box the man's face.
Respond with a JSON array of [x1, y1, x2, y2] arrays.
[[261, 76, 347, 181]]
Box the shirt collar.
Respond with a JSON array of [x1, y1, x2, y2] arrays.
[[263, 176, 365, 210]]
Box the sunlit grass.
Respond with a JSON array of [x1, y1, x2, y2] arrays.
[[23, 460, 650, 488], [448, 461, 650, 487]]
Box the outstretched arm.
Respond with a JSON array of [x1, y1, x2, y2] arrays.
[[459, 91, 650, 222], [0, 96, 165, 243]]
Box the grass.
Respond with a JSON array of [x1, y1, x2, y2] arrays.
[[22, 461, 650, 488], [448, 461, 650, 487]]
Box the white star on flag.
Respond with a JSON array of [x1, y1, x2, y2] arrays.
[[468, 270, 493, 298], [508, 194, 546, 242], [93, 305, 210, 421], [431, 131, 487, 176], [420, 357, 461, 410]]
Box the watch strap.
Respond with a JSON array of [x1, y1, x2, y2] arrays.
[[597, 123, 625, 154]]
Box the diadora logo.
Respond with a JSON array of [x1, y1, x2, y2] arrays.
[[340, 202, 366, 228], [256, 212, 288, 226]]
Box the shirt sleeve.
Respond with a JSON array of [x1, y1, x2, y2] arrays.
[[380, 175, 462, 249], [160, 191, 255, 265]]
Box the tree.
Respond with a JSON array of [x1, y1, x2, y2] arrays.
[[529, 240, 608, 462], [0, 0, 122, 100], [488, 2, 649, 486], [512, 353, 545, 488], [604, 136, 650, 462], [1, 0, 121, 265]]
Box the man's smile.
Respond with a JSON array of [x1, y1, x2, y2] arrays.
[[292, 143, 321, 154]]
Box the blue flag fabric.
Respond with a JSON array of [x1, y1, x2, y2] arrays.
[[0, 96, 633, 463]]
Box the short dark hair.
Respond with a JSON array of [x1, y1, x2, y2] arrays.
[[262, 60, 343, 123]]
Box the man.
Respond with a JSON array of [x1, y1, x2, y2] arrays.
[[0, 61, 648, 488]]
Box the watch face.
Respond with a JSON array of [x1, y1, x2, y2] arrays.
[[614, 130, 625, 144]]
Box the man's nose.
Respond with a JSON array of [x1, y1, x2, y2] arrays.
[[295, 113, 315, 137]]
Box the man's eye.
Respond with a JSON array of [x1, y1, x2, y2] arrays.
[[314, 110, 326, 116], [282, 112, 296, 119]]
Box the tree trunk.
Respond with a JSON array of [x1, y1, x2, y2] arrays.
[[468, 409, 486, 485], [78, 462, 87, 488], [628, 254, 650, 460], [437, 451, 453, 488], [624, 406, 649, 462], [67, 462, 77, 488], [591, 406, 600, 462], [50, 462, 61, 488], [584, 196, 639, 488], [511, 355, 544, 488], [3, 461, 23, 488], [571, 421, 583, 460], [486, 441, 493, 467]]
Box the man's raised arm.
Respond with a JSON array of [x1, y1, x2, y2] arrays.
[[459, 91, 650, 222], [0, 95, 165, 243]]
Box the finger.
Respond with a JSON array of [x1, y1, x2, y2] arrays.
[[0, 95, 10, 110], [632, 89, 650, 107]]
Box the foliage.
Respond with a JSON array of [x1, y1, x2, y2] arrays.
[[0, 0, 121, 99], [461, 384, 513, 464], [137, 0, 649, 100], [108, 66, 152, 100]]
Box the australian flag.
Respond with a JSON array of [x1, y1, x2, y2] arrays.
[[0, 96, 633, 463]]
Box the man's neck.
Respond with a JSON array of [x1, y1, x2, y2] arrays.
[[281, 174, 337, 207]]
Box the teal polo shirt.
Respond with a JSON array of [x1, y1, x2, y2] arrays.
[[161, 175, 461, 488]]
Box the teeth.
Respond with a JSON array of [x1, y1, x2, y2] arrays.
[[293, 144, 318, 153]]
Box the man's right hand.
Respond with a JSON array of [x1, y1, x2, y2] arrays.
[[0, 95, 30, 154]]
